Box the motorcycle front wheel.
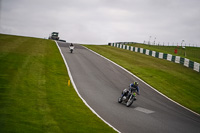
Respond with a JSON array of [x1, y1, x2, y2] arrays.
[[126, 96, 134, 107]]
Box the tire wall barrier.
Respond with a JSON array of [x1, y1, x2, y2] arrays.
[[109, 43, 200, 73]]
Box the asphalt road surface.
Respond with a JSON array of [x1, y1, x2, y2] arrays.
[[57, 41, 200, 133]]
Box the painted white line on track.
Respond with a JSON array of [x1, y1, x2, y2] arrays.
[[83, 45, 200, 117], [55, 41, 121, 133], [134, 107, 155, 114]]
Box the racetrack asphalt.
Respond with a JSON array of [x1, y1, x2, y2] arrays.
[[57, 41, 200, 133]]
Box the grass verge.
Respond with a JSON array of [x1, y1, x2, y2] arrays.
[[84, 45, 200, 114], [0, 34, 116, 133]]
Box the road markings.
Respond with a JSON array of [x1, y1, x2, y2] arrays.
[[83, 46, 200, 116], [55, 42, 121, 133], [134, 107, 155, 114]]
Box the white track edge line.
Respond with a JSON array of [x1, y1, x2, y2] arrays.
[[83, 46, 200, 117], [55, 41, 121, 133]]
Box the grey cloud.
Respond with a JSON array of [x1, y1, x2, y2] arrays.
[[0, 0, 199, 46]]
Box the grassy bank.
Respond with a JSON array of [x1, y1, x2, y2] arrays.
[[84, 45, 200, 114], [0, 34, 116, 133], [122, 43, 200, 63]]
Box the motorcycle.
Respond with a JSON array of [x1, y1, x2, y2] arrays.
[[118, 88, 136, 107], [69, 45, 74, 53]]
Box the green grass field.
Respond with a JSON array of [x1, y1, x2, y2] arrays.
[[84, 45, 200, 114], [0, 34, 116, 133], [122, 43, 200, 63]]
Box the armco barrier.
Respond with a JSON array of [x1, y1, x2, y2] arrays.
[[110, 43, 200, 73]]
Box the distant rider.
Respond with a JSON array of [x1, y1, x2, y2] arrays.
[[122, 81, 140, 100], [69, 43, 74, 47]]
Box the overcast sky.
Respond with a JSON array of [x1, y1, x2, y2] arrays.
[[0, 0, 200, 46]]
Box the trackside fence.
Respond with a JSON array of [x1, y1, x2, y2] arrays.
[[109, 43, 200, 73]]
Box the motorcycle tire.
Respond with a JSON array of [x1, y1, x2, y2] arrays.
[[118, 97, 122, 103], [126, 97, 134, 107]]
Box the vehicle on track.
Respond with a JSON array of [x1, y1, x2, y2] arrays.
[[118, 88, 137, 107], [69, 43, 74, 53]]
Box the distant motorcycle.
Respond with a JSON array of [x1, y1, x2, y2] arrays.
[[118, 88, 137, 107], [69, 45, 74, 53]]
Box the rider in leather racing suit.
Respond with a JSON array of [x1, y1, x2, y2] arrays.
[[122, 81, 140, 100], [70, 43, 74, 47], [130, 82, 140, 95]]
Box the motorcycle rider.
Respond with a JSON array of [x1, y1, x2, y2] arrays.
[[69, 43, 74, 47], [130, 82, 140, 95], [69, 43, 74, 53], [122, 81, 140, 100]]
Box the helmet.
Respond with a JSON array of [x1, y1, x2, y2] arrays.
[[134, 81, 138, 87]]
